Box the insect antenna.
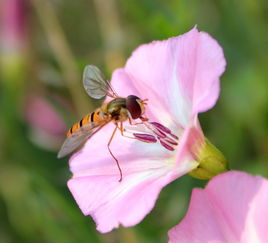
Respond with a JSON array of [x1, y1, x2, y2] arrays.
[[107, 125, 123, 182]]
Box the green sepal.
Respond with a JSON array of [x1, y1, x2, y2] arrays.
[[188, 138, 229, 180]]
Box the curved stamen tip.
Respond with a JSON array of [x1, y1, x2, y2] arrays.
[[170, 133, 179, 140], [150, 122, 171, 134], [163, 137, 178, 146], [130, 120, 178, 151], [159, 139, 175, 151], [153, 128, 166, 138], [150, 122, 179, 140], [133, 133, 157, 143]]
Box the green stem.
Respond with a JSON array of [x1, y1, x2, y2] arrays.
[[31, 0, 92, 116]]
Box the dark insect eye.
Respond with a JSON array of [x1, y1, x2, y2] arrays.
[[126, 95, 142, 119]]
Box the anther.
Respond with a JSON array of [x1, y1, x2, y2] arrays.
[[133, 133, 157, 143], [150, 122, 171, 134], [159, 139, 175, 151], [162, 137, 178, 146]]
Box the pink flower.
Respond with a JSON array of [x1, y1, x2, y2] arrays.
[[25, 95, 66, 150], [0, 0, 27, 53], [168, 171, 268, 243], [68, 27, 226, 233], [25, 95, 66, 136]]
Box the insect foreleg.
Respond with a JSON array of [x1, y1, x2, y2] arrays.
[[128, 116, 148, 126], [107, 124, 123, 182], [119, 122, 138, 140]]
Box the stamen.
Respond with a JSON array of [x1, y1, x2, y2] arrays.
[[152, 127, 166, 138], [159, 139, 175, 151], [169, 133, 179, 140], [162, 137, 178, 146], [149, 122, 179, 141], [133, 133, 157, 143], [127, 119, 179, 151], [150, 122, 171, 134]]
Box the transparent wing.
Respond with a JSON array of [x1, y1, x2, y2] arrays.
[[57, 122, 107, 158], [83, 65, 118, 99]]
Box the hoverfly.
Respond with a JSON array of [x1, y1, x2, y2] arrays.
[[58, 65, 178, 181]]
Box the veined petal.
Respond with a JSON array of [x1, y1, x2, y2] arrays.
[[174, 119, 204, 169], [109, 68, 139, 98], [68, 169, 171, 233], [68, 122, 199, 233], [168, 171, 268, 243], [69, 123, 170, 177], [124, 27, 226, 127], [110, 68, 174, 124]]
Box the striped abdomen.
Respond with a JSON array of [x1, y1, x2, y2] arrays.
[[67, 108, 107, 137]]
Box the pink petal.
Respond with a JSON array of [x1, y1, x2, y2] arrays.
[[1, 0, 27, 51], [68, 169, 173, 233], [69, 123, 170, 177], [110, 68, 171, 123], [123, 27, 226, 127], [168, 171, 268, 243], [25, 96, 66, 135], [68, 121, 201, 233], [174, 118, 204, 169], [109, 68, 139, 98]]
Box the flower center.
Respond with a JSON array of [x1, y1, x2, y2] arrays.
[[131, 122, 179, 151]]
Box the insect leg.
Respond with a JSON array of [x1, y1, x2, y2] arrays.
[[107, 124, 123, 182], [120, 121, 151, 140], [120, 121, 157, 143], [128, 117, 148, 126], [119, 122, 138, 139]]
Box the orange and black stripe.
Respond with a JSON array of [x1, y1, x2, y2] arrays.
[[67, 112, 94, 137]]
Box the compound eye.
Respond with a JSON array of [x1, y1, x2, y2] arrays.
[[126, 95, 142, 119]]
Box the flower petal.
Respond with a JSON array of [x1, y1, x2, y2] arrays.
[[110, 68, 172, 124], [124, 27, 226, 127], [174, 118, 204, 170], [168, 171, 268, 243], [68, 123, 199, 233], [109, 68, 139, 98], [68, 168, 172, 233], [69, 123, 170, 177]]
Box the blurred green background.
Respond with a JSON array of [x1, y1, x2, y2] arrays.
[[1, 0, 268, 242]]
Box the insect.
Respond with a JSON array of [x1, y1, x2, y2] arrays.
[[58, 65, 178, 181]]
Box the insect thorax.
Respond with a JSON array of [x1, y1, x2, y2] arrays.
[[107, 98, 128, 122]]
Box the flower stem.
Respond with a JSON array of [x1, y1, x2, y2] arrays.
[[31, 0, 92, 116]]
